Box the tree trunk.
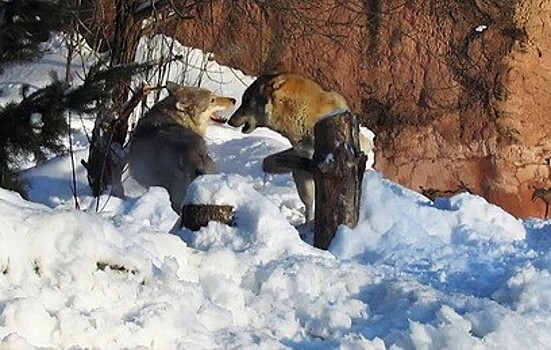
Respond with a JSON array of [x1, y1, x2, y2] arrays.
[[313, 111, 367, 250], [83, 84, 151, 198], [111, 0, 143, 146]]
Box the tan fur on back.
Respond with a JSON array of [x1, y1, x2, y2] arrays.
[[265, 74, 349, 143]]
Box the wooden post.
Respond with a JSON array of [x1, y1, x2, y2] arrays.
[[313, 111, 367, 249], [181, 204, 234, 231]]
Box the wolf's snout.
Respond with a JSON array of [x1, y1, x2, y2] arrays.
[[218, 97, 236, 110], [227, 113, 256, 134], [241, 121, 255, 134], [227, 113, 245, 127]]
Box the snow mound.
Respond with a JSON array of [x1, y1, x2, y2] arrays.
[[332, 171, 526, 260]]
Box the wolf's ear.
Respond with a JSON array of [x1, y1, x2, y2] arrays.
[[264, 62, 286, 75], [267, 76, 286, 93], [175, 102, 191, 113], [273, 62, 286, 73], [165, 81, 181, 95]]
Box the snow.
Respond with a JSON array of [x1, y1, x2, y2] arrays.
[[475, 25, 488, 33], [1, 35, 551, 349]]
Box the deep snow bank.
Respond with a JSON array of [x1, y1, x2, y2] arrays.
[[1, 171, 551, 349]]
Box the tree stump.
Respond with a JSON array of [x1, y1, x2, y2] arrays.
[[181, 204, 234, 231], [313, 111, 367, 249]]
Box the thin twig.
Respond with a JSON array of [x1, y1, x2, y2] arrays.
[[68, 111, 81, 210]]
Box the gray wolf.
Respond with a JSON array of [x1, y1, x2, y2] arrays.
[[227, 71, 371, 222], [126, 82, 236, 212]]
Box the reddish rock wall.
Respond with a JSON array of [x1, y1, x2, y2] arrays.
[[85, 0, 551, 218]]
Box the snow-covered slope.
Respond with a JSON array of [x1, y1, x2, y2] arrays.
[[0, 36, 550, 349]]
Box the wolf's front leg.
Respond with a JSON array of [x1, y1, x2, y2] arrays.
[[264, 140, 316, 222], [292, 169, 315, 222], [263, 148, 310, 174]]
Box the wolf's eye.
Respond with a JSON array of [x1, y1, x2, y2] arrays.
[[211, 97, 215, 103]]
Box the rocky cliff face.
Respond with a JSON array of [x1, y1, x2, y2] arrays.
[[85, 0, 551, 218], [489, 0, 551, 217]]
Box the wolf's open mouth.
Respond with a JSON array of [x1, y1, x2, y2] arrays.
[[210, 113, 227, 124], [241, 121, 254, 134]]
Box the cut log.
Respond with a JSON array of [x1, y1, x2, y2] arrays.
[[313, 111, 367, 250], [181, 204, 234, 231]]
